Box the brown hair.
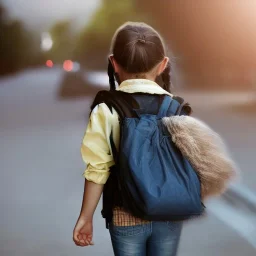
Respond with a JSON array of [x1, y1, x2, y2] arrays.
[[108, 22, 171, 92]]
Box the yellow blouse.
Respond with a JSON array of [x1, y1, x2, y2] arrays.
[[81, 79, 173, 184]]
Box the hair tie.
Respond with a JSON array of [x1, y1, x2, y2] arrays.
[[138, 39, 146, 43], [137, 35, 146, 43]]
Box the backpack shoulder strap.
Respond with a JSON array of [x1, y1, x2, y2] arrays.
[[90, 90, 139, 164], [157, 95, 192, 117], [172, 96, 192, 116], [90, 90, 137, 120]]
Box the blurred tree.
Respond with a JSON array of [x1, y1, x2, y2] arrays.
[[0, 3, 37, 75], [45, 20, 75, 63], [74, 0, 152, 69]]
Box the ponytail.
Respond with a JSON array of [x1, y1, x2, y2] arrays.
[[161, 61, 172, 93], [108, 59, 116, 90]]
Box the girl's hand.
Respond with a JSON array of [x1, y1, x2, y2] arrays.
[[73, 180, 104, 247], [73, 217, 94, 246]]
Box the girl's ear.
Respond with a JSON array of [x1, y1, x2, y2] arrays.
[[156, 57, 169, 76], [109, 55, 120, 74]]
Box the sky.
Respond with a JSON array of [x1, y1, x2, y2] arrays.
[[1, 0, 101, 30]]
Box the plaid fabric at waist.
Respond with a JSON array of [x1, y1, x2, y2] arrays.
[[112, 207, 150, 226]]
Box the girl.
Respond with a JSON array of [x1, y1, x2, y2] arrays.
[[73, 21, 184, 256]]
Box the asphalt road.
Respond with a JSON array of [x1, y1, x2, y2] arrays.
[[1, 67, 256, 256]]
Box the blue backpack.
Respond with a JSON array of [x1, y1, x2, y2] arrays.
[[91, 90, 205, 227]]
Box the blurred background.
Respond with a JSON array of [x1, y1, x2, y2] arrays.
[[1, 0, 256, 255]]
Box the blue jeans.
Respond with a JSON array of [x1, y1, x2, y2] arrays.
[[109, 221, 183, 256]]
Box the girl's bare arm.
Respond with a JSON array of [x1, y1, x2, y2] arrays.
[[79, 179, 104, 220]]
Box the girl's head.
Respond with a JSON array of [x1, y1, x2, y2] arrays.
[[108, 22, 171, 92]]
